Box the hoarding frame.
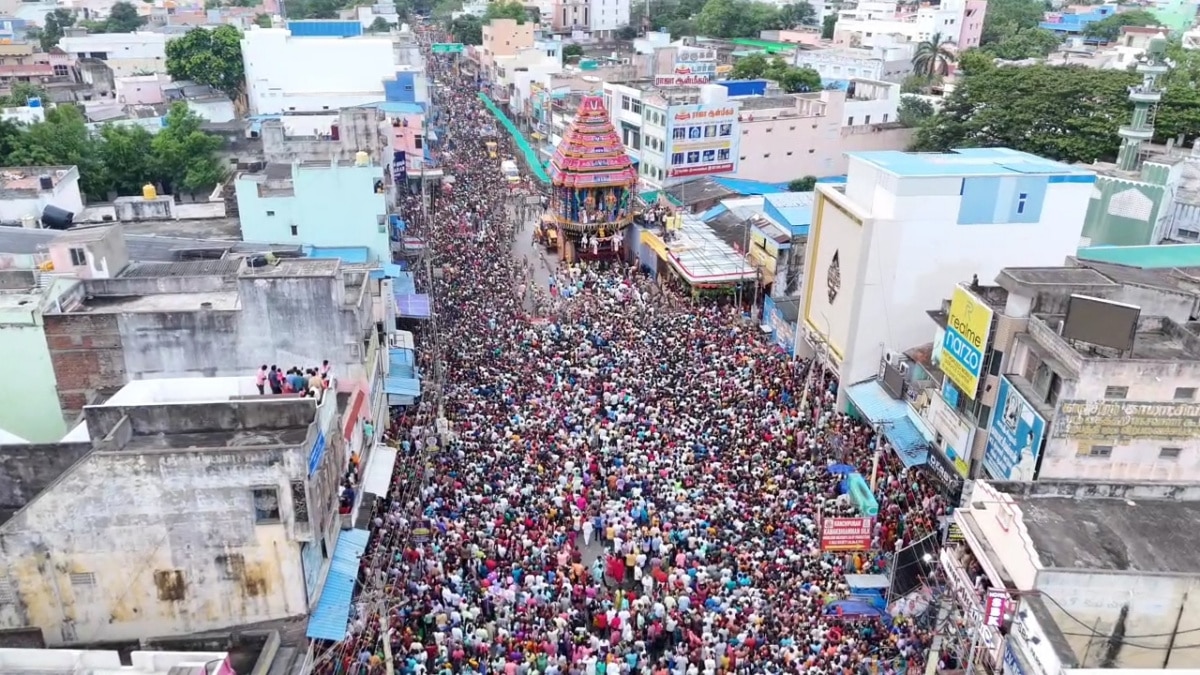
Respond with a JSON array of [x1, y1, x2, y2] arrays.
[[820, 516, 874, 551], [982, 376, 1047, 481], [941, 285, 993, 399], [665, 102, 740, 179]]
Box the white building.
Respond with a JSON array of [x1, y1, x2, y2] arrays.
[[0, 647, 234, 675], [792, 41, 914, 83], [59, 32, 170, 77], [833, 0, 985, 50], [797, 148, 1097, 405], [242, 28, 427, 131], [0, 166, 84, 225], [587, 0, 631, 35]]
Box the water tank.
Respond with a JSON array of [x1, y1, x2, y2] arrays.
[[40, 204, 74, 230], [37, 174, 52, 190], [354, 150, 370, 167], [20, 214, 35, 229], [142, 183, 158, 200]]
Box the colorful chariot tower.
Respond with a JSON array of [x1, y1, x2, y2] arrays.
[[546, 95, 639, 262]]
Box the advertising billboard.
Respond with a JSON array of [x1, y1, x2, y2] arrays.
[[666, 103, 739, 178], [1053, 400, 1200, 441], [655, 47, 718, 86], [983, 376, 1046, 481], [941, 285, 993, 399], [820, 516, 873, 551]]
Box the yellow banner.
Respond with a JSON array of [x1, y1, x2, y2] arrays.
[[641, 230, 670, 259]]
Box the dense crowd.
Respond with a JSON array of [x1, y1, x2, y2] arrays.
[[315, 28, 950, 675]]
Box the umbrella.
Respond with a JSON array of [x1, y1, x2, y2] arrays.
[[827, 463, 855, 475]]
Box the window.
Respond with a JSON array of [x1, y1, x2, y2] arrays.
[[53, 64, 68, 77], [1160, 447, 1183, 460], [763, 153, 770, 158], [1104, 386, 1128, 399], [215, 553, 246, 581], [252, 487, 281, 523], [1016, 192, 1028, 215], [787, 151, 793, 156], [1175, 387, 1196, 400], [883, 114, 889, 123], [864, 115, 871, 124], [1082, 444, 1113, 458], [289, 225, 298, 236], [847, 116, 854, 126], [69, 247, 86, 266], [766, 128, 773, 133], [266, 210, 276, 216], [1179, 228, 1200, 239], [414, 136, 423, 150], [631, 99, 642, 114], [0, 576, 14, 605], [69, 572, 95, 587], [789, 125, 796, 130], [988, 349, 1004, 376], [621, 95, 631, 111], [976, 403, 992, 429]]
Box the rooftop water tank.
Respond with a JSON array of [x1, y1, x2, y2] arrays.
[[143, 183, 158, 200], [354, 150, 370, 167], [41, 204, 74, 230]]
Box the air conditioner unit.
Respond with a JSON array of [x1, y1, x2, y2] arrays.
[[898, 362, 909, 375]]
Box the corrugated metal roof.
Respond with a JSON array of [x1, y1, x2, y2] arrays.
[[395, 293, 431, 319], [844, 380, 930, 468], [880, 417, 930, 468], [305, 528, 371, 642], [120, 260, 243, 278]]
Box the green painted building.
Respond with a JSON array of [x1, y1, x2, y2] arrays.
[[1081, 161, 1173, 246]]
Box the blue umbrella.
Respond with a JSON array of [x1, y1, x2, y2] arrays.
[[827, 463, 855, 475]]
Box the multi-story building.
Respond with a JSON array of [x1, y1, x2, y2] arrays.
[[0, 376, 346, 644], [1039, 3, 1120, 37], [551, 0, 589, 32], [59, 31, 170, 78], [477, 18, 537, 89], [242, 26, 429, 133], [587, 0, 631, 37], [834, 0, 985, 51], [797, 148, 1097, 409], [236, 158, 394, 263], [791, 41, 914, 83]]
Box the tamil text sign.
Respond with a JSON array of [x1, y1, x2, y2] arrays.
[[820, 516, 873, 551], [1053, 400, 1200, 441], [983, 377, 1046, 481], [431, 42, 465, 54], [941, 285, 993, 399], [984, 589, 1009, 628], [655, 47, 717, 87], [666, 103, 739, 178]]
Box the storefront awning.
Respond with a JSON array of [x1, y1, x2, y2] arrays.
[[879, 417, 930, 468], [845, 379, 930, 468], [305, 529, 370, 641]]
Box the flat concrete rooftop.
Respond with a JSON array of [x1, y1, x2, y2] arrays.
[[79, 291, 241, 313], [1039, 314, 1200, 360], [123, 427, 311, 452], [1010, 494, 1200, 573], [999, 266, 1117, 287]]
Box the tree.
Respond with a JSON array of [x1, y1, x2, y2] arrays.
[[777, 2, 815, 27], [730, 53, 770, 79], [617, 25, 638, 39], [8, 106, 109, 200], [911, 64, 1137, 163], [897, 96, 934, 127], [563, 43, 584, 59], [955, 48, 995, 75], [41, 9, 75, 51], [96, 123, 156, 196], [980, 0, 1045, 46], [151, 102, 225, 195], [777, 65, 821, 92], [368, 16, 392, 31], [821, 14, 835, 39], [484, 0, 531, 22], [449, 14, 483, 44], [697, 0, 782, 38], [1083, 9, 1159, 43], [287, 0, 342, 19], [788, 176, 816, 191], [912, 32, 957, 77], [253, 12, 273, 27], [166, 25, 245, 102], [982, 27, 1061, 60], [105, 1, 145, 32]]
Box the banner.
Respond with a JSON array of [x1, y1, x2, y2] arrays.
[[941, 285, 993, 399], [983, 376, 1046, 481], [665, 103, 740, 178], [820, 516, 873, 551], [393, 151, 407, 184]]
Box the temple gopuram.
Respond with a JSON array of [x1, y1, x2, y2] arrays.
[[545, 95, 638, 263]]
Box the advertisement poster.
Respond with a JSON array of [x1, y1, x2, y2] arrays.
[[941, 285, 993, 399], [666, 103, 740, 178], [820, 516, 874, 551], [983, 376, 1046, 481], [655, 47, 718, 86]]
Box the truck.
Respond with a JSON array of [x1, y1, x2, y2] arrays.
[[501, 159, 520, 184]]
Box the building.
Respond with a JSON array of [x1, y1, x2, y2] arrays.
[[242, 27, 428, 131], [0, 41, 67, 85], [791, 42, 914, 84], [0, 376, 345, 644], [259, 107, 395, 166], [477, 18, 536, 87], [42, 240, 377, 421], [587, 0, 631, 37], [946, 479, 1200, 673], [58, 32, 169, 77], [236, 160, 393, 264], [797, 148, 1097, 408], [551, 0, 588, 32], [162, 80, 237, 124], [1039, 4, 1120, 37], [0, 165, 83, 226], [833, 0, 985, 51]]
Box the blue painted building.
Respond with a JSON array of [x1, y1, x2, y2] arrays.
[[236, 160, 393, 263], [1039, 5, 1118, 36]]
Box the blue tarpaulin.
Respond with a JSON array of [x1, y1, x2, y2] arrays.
[[845, 380, 930, 468], [392, 272, 416, 296], [395, 293, 431, 319], [305, 528, 370, 641], [369, 263, 405, 280], [306, 246, 370, 264], [386, 348, 421, 398]]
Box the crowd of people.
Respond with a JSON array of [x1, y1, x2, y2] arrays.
[[313, 27, 953, 675]]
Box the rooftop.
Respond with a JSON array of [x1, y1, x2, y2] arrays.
[[1038, 314, 1200, 360], [79, 291, 241, 313], [0, 227, 298, 262], [0, 166, 73, 193], [1077, 244, 1200, 269], [1004, 491, 1200, 573], [997, 266, 1118, 288], [102, 377, 263, 406], [848, 148, 1096, 178], [739, 95, 800, 111]]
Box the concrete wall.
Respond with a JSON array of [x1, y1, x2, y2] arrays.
[[261, 108, 392, 166], [0, 168, 83, 225], [0, 442, 91, 517], [0, 319, 66, 443]]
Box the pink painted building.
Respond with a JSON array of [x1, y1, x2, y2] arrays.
[[958, 0, 987, 49], [115, 74, 169, 105], [388, 113, 426, 158]]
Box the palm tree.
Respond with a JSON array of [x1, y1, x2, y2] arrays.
[[912, 32, 957, 78]]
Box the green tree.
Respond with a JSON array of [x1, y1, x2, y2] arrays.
[[165, 25, 245, 102], [105, 1, 146, 32], [912, 32, 957, 77], [484, 0, 532, 22], [368, 16, 392, 31], [788, 175, 816, 191], [449, 14, 483, 43], [617, 25, 638, 39], [40, 9, 76, 51], [3, 83, 47, 107], [697, 0, 780, 37], [777, 2, 815, 27], [253, 12, 273, 27], [897, 96, 935, 127], [955, 48, 995, 75], [776, 65, 821, 92], [982, 27, 1061, 59], [730, 53, 770, 79], [8, 106, 109, 200], [980, 0, 1045, 46], [288, 0, 342, 19], [96, 123, 156, 196], [911, 64, 1136, 163], [563, 43, 584, 59], [1083, 9, 1159, 42], [821, 13, 835, 39], [151, 102, 225, 195]]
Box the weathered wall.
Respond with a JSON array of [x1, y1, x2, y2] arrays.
[[44, 313, 127, 421], [0, 443, 91, 517], [0, 446, 311, 644], [116, 310, 241, 380]]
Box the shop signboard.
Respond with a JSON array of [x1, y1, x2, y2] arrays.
[[1053, 399, 1200, 441], [983, 377, 1046, 480], [984, 589, 1009, 628], [655, 47, 718, 86], [665, 103, 739, 178], [431, 42, 465, 54], [941, 285, 993, 399], [820, 516, 873, 551]]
